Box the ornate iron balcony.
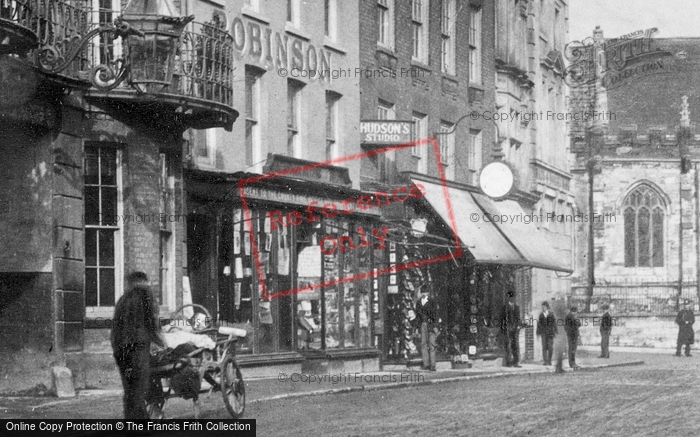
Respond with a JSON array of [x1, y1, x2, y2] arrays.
[[0, 0, 41, 54], [25, 1, 237, 131]]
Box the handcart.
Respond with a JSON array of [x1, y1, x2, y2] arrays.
[[147, 304, 246, 419]]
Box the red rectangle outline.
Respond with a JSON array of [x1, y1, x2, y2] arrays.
[[238, 137, 462, 301]]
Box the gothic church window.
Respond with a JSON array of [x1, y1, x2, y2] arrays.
[[623, 185, 665, 267]]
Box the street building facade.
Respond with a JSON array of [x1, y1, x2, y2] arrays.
[[183, 0, 383, 376], [359, 0, 572, 368], [0, 0, 237, 392], [568, 29, 700, 349]]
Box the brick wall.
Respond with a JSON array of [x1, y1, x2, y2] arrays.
[[359, 0, 496, 185]]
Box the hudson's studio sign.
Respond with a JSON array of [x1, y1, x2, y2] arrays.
[[231, 14, 332, 82]]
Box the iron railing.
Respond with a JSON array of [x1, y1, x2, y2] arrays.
[[571, 277, 699, 315], [0, 0, 36, 32], [172, 20, 234, 108], [5, 1, 234, 111]]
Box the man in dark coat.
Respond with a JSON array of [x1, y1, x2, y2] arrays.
[[416, 288, 438, 371], [676, 300, 695, 357], [499, 291, 521, 367], [564, 307, 581, 370], [536, 301, 556, 365], [111, 272, 163, 419], [599, 304, 613, 358]]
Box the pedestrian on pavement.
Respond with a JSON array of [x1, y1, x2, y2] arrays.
[[416, 287, 438, 371], [551, 299, 568, 373], [537, 301, 557, 365], [599, 304, 613, 358], [564, 307, 581, 370], [675, 300, 695, 357], [111, 271, 164, 419], [499, 291, 522, 368]]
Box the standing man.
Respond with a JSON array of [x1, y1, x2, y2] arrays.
[[537, 301, 556, 365], [599, 304, 613, 359], [564, 307, 581, 370], [676, 300, 695, 357], [500, 291, 521, 368], [111, 272, 164, 419], [416, 288, 438, 371]]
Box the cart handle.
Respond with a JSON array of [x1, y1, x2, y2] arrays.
[[170, 304, 212, 322]]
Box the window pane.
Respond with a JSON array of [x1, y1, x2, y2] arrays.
[[245, 72, 255, 118], [85, 229, 97, 266], [101, 187, 117, 226], [638, 208, 650, 267], [99, 229, 115, 266], [84, 187, 100, 225], [100, 149, 117, 185], [652, 208, 664, 267], [99, 268, 115, 306], [245, 120, 255, 167], [85, 150, 99, 185], [624, 208, 636, 266], [287, 85, 297, 128], [344, 283, 356, 348], [85, 268, 98, 306]]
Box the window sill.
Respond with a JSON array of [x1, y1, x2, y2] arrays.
[[410, 59, 430, 70], [324, 38, 346, 54], [376, 44, 397, 58], [285, 24, 311, 42], [242, 8, 271, 25]]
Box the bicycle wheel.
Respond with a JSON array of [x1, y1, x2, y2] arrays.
[[221, 356, 245, 418]]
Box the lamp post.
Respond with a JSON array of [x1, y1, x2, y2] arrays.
[[678, 96, 692, 309]]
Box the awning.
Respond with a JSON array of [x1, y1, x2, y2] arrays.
[[414, 179, 525, 265], [471, 193, 573, 273]]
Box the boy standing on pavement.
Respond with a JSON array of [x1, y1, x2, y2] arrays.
[[537, 301, 556, 365], [500, 291, 522, 368], [564, 307, 581, 370], [416, 288, 438, 371]]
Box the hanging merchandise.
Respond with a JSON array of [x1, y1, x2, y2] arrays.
[[384, 231, 430, 361]]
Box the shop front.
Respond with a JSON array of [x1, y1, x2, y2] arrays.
[[185, 164, 384, 375], [380, 174, 570, 366]]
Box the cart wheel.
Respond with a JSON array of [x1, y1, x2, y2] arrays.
[[221, 356, 245, 418], [146, 378, 166, 420]]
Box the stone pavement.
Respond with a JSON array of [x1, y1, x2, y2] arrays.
[[0, 349, 645, 419]]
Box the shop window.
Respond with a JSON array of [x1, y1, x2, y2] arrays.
[[287, 79, 304, 159], [624, 185, 665, 267], [412, 0, 429, 63], [84, 144, 121, 308], [441, 0, 456, 74], [297, 218, 324, 350]]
